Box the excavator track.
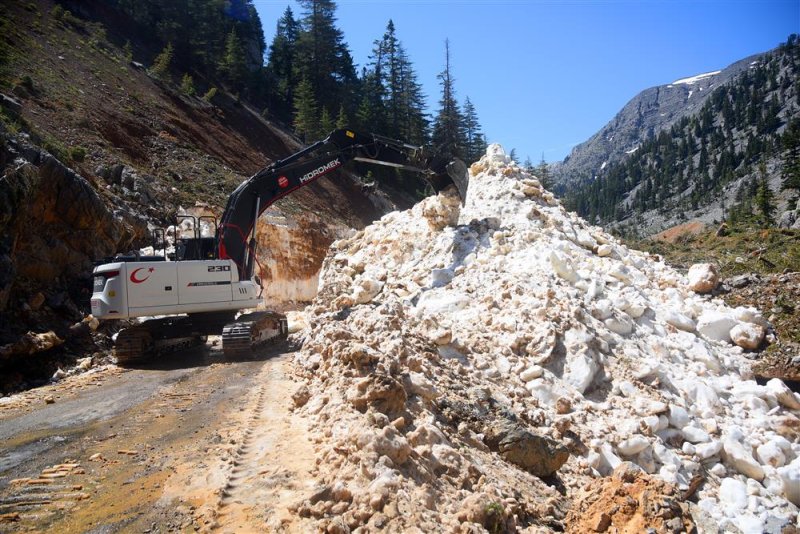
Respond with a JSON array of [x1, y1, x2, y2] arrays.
[[114, 326, 205, 364], [113, 312, 234, 364], [221, 311, 288, 358]]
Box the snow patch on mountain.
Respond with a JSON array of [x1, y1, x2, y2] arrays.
[[672, 70, 722, 85]]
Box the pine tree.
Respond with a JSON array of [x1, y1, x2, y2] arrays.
[[294, 0, 357, 118], [755, 160, 775, 226], [180, 73, 196, 96], [123, 40, 133, 62], [221, 28, 248, 91], [432, 39, 466, 159], [320, 107, 334, 136], [151, 42, 174, 79], [336, 104, 348, 129], [537, 154, 552, 191], [266, 6, 299, 121], [781, 118, 800, 191], [461, 97, 486, 163], [293, 78, 319, 142]]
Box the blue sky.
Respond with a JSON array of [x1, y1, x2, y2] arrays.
[[252, 0, 799, 163]]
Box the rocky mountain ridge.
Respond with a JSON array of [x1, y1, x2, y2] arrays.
[[552, 53, 762, 191]]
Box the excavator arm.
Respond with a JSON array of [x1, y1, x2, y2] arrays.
[[217, 129, 469, 280]]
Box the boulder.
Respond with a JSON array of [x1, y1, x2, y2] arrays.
[[729, 322, 765, 350], [484, 421, 569, 477]]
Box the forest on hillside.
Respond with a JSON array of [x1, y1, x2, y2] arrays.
[[105, 0, 488, 174], [565, 35, 800, 232]]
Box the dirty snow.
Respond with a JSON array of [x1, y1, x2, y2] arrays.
[[291, 145, 800, 532]]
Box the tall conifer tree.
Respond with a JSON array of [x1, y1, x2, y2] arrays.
[[432, 39, 466, 159]]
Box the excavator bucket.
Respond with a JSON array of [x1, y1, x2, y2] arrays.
[[446, 159, 469, 204], [427, 157, 469, 204]]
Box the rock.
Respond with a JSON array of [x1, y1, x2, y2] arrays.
[[697, 311, 737, 343], [292, 385, 311, 408], [682, 426, 710, 444], [28, 292, 45, 311], [728, 274, 753, 288], [430, 268, 454, 288], [0, 331, 64, 358], [370, 426, 411, 465], [563, 351, 598, 393], [555, 397, 572, 415], [44, 396, 55, 404], [353, 277, 383, 304], [722, 439, 764, 481], [729, 323, 765, 350], [520, 365, 543, 382], [550, 251, 578, 283], [695, 440, 723, 460], [687, 263, 718, 293], [0, 93, 22, 116], [756, 441, 786, 468], [485, 421, 569, 477], [667, 405, 690, 429]]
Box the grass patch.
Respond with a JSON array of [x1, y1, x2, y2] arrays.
[[630, 227, 800, 276]]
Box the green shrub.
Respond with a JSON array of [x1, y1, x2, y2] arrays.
[[69, 146, 86, 162], [180, 73, 196, 96], [202, 87, 217, 102], [50, 5, 65, 21]]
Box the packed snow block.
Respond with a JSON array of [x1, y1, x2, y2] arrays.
[[766, 378, 800, 410], [549, 250, 578, 283], [687, 263, 719, 294], [484, 421, 569, 477], [722, 439, 765, 481], [563, 350, 599, 394], [347, 374, 407, 415], [697, 311, 737, 343], [778, 458, 800, 506]]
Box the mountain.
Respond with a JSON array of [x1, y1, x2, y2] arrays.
[[552, 54, 763, 192], [559, 36, 800, 236]]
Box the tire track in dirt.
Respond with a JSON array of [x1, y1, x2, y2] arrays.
[[208, 354, 317, 533]]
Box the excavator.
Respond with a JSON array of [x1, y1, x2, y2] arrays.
[[90, 129, 469, 362]]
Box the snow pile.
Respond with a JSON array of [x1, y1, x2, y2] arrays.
[[290, 145, 800, 533]]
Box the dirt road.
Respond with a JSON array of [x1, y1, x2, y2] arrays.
[[0, 339, 317, 533]]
